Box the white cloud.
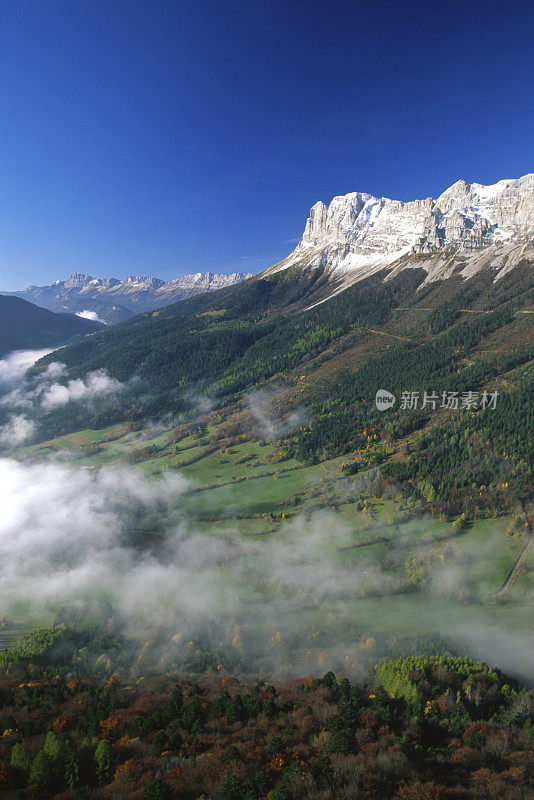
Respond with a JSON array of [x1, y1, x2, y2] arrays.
[[0, 459, 190, 616], [0, 349, 127, 447], [39, 368, 124, 409], [0, 414, 36, 447], [76, 309, 106, 324], [244, 388, 307, 440], [0, 348, 54, 388], [0, 357, 124, 412], [0, 455, 532, 681]]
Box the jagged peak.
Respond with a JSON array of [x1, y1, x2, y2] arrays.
[[307, 173, 533, 219], [67, 272, 94, 282], [125, 275, 164, 283], [265, 172, 533, 292], [12, 271, 252, 322]]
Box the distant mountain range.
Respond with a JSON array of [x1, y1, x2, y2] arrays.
[[0, 295, 103, 358], [5, 271, 252, 324]]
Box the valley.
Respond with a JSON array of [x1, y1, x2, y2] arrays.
[[2, 227, 532, 686], [0, 175, 532, 800], [7, 373, 533, 682], [1, 2, 533, 793]]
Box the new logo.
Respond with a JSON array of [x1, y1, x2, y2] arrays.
[[375, 390, 396, 411]]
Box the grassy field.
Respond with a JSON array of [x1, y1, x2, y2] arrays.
[[0, 623, 34, 652], [15, 420, 528, 597], [7, 415, 533, 676]]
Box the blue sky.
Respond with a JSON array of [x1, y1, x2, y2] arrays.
[[0, 0, 532, 291]]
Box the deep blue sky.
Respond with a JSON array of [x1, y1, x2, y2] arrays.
[[0, 0, 532, 290]]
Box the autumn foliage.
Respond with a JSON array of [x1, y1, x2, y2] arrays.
[[0, 657, 532, 799]]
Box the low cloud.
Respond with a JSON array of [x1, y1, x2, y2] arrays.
[[0, 349, 55, 388], [244, 388, 307, 440], [0, 414, 36, 447], [0, 459, 189, 617], [1, 454, 532, 681], [39, 368, 124, 409], [76, 309, 106, 324], [0, 349, 130, 453], [0, 351, 531, 682], [0, 349, 127, 437]]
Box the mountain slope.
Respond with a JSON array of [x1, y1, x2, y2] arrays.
[[0, 295, 104, 357], [34, 256, 533, 406], [26, 173, 533, 514], [7, 270, 252, 323], [31, 173, 533, 411], [29, 244, 533, 520]]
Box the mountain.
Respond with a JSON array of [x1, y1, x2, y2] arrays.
[[7, 271, 252, 324], [5, 175, 534, 799], [8, 175, 531, 326], [265, 173, 534, 299], [0, 295, 104, 357], [33, 173, 533, 412], [29, 173, 533, 517]]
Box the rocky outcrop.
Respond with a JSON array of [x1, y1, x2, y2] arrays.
[[413, 175, 534, 252], [265, 173, 534, 291]]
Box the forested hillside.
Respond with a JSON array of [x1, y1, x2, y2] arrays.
[[31, 260, 534, 516], [0, 614, 533, 800], [35, 263, 533, 409], [0, 296, 103, 357]]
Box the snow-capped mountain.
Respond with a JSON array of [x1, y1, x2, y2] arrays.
[[265, 173, 534, 296], [6, 175, 533, 323], [8, 271, 252, 324]]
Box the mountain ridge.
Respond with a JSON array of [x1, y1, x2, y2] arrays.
[[6, 270, 252, 324], [264, 173, 534, 300], [0, 295, 104, 357], [7, 174, 532, 323]]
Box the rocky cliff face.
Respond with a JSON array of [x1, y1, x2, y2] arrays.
[[415, 175, 534, 252], [8, 271, 252, 323], [266, 173, 534, 293]]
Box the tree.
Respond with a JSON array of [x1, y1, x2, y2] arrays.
[[10, 743, 30, 776], [94, 739, 114, 785], [394, 780, 445, 799], [144, 776, 171, 799], [220, 773, 245, 800], [29, 750, 54, 789]]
